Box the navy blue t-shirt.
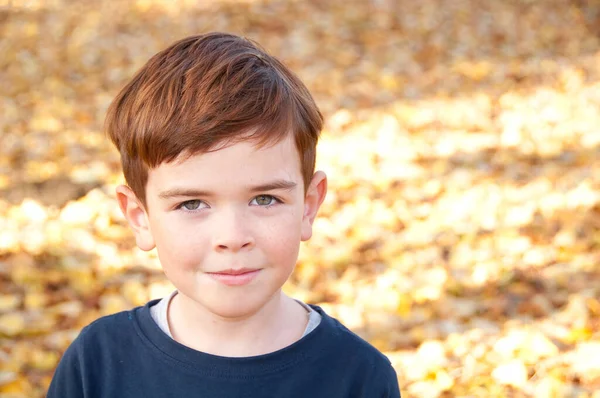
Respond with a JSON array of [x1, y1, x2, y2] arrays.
[[47, 300, 401, 397]]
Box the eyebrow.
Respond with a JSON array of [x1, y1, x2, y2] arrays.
[[249, 179, 297, 193], [158, 179, 297, 200]]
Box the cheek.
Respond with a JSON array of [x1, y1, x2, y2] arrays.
[[259, 213, 302, 255], [150, 215, 206, 264]]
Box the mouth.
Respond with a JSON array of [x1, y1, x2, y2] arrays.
[[206, 268, 262, 286], [208, 268, 260, 276]]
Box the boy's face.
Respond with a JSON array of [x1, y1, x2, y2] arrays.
[[117, 135, 326, 319]]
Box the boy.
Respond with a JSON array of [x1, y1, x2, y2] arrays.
[[48, 32, 401, 397]]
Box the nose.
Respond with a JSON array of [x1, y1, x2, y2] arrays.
[[212, 207, 255, 252]]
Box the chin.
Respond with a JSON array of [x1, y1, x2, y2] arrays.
[[211, 302, 264, 319]]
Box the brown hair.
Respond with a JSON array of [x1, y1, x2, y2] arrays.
[[105, 32, 323, 208]]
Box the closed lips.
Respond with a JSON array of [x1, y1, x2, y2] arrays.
[[209, 268, 259, 275]]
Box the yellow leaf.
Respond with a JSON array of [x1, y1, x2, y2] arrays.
[[396, 294, 412, 318], [0, 175, 9, 190], [535, 376, 565, 398], [492, 360, 528, 388], [0, 295, 20, 312], [100, 294, 128, 316], [453, 60, 492, 81], [566, 326, 593, 343], [369, 337, 392, 352], [69, 269, 97, 295], [121, 280, 148, 306], [0, 371, 17, 387], [0, 375, 29, 394], [0, 313, 25, 337], [29, 350, 59, 371], [24, 292, 47, 310], [433, 369, 454, 391]]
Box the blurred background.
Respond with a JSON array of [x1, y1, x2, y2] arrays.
[[1, 0, 600, 396]]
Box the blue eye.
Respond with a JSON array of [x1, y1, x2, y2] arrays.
[[178, 200, 208, 211], [250, 195, 280, 207]]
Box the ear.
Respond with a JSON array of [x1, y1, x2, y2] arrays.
[[115, 185, 156, 251], [301, 171, 327, 241]]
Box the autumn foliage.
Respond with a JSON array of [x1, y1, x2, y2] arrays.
[[1, 0, 600, 397]]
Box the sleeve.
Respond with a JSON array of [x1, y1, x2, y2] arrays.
[[46, 332, 86, 398], [382, 362, 401, 398]]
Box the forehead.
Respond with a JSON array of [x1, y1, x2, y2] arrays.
[[147, 135, 302, 190]]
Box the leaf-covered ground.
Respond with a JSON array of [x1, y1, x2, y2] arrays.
[[1, 0, 600, 396]]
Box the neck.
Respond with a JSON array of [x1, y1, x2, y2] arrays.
[[168, 290, 308, 357]]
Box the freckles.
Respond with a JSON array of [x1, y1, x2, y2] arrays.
[[274, 230, 300, 250]]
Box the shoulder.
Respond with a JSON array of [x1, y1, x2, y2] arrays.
[[310, 304, 391, 364], [78, 308, 136, 342], [68, 302, 150, 359], [61, 303, 153, 371], [48, 306, 145, 397], [307, 305, 401, 396]]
